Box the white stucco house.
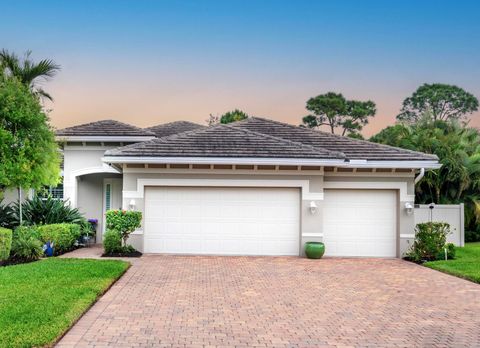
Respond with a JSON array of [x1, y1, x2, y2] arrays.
[[52, 117, 441, 257]]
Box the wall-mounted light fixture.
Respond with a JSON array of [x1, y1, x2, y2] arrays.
[[404, 202, 414, 215], [309, 201, 318, 215], [129, 199, 136, 211]]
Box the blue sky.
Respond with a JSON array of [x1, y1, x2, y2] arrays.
[[1, 0, 479, 135]]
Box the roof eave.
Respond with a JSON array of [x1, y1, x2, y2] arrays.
[[101, 156, 441, 169]]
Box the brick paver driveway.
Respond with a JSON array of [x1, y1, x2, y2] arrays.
[[57, 256, 480, 347]]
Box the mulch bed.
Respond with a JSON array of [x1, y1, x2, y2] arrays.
[[102, 251, 142, 258]]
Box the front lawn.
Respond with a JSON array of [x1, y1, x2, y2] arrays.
[[0, 258, 129, 348], [424, 243, 480, 284]]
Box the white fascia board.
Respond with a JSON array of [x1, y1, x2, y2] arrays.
[[341, 160, 441, 169], [56, 136, 156, 142], [102, 156, 440, 169], [102, 156, 344, 166]]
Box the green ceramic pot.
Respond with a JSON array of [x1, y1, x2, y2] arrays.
[[305, 242, 325, 259]]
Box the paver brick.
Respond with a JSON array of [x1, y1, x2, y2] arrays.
[[57, 251, 480, 347]]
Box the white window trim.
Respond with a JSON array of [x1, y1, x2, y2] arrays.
[[123, 178, 324, 201]]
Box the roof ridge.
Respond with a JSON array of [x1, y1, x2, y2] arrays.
[[145, 120, 205, 129], [223, 123, 345, 159], [56, 119, 156, 136], [240, 117, 437, 160]]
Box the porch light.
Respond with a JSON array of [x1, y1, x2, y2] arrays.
[[129, 199, 136, 211], [404, 202, 414, 215], [309, 201, 318, 215]]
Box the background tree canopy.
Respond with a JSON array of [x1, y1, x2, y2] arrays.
[[371, 119, 480, 240], [302, 92, 376, 138], [219, 109, 249, 124], [0, 75, 60, 193], [397, 83, 479, 123]]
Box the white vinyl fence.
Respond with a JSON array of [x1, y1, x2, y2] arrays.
[[414, 204, 465, 246]]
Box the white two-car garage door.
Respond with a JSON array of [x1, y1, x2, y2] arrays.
[[323, 189, 397, 257], [144, 187, 300, 255]]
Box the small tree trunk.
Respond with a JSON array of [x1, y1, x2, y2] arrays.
[[18, 187, 23, 225]]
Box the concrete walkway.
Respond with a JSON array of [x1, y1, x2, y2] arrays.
[[56, 250, 480, 347]]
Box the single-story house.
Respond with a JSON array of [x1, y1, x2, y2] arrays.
[[52, 117, 440, 257]]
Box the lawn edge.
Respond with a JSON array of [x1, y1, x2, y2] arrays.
[[423, 263, 480, 285], [49, 259, 131, 347]]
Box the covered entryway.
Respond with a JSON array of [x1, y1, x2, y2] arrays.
[[323, 189, 397, 257], [144, 186, 300, 255]]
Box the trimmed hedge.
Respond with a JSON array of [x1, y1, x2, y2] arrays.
[[37, 223, 81, 255], [0, 227, 13, 262]]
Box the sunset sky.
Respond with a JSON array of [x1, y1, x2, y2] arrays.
[[2, 0, 479, 136]]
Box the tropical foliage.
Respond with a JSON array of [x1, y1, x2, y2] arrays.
[[0, 49, 60, 101], [397, 84, 478, 123], [0, 200, 16, 229], [371, 119, 480, 237], [302, 92, 376, 137], [13, 195, 86, 227], [10, 226, 43, 262]]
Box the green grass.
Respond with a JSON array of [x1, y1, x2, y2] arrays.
[[0, 258, 129, 348], [424, 242, 480, 284]]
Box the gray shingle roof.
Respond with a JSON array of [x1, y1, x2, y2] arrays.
[[145, 121, 205, 138], [56, 120, 155, 137], [105, 123, 344, 159], [231, 117, 438, 161]]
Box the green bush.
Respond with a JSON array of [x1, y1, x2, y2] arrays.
[[103, 230, 122, 254], [11, 226, 43, 262], [37, 223, 81, 255], [435, 242, 456, 260], [13, 195, 86, 227], [106, 210, 142, 246], [406, 222, 452, 262], [0, 227, 13, 261]]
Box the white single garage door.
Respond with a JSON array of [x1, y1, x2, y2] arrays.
[[144, 187, 300, 255], [323, 189, 397, 257]]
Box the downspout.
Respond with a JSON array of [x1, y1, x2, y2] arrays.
[[414, 168, 425, 185]]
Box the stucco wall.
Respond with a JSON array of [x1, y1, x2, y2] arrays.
[[122, 170, 416, 256]]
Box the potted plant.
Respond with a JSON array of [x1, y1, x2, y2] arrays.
[[305, 241, 325, 259]]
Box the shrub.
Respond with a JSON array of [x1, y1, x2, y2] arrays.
[[103, 230, 122, 254], [0, 200, 16, 229], [406, 222, 452, 262], [37, 223, 81, 255], [465, 230, 480, 243], [13, 195, 86, 227], [435, 242, 456, 260], [0, 227, 13, 262], [11, 226, 43, 262], [106, 210, 142, 246]]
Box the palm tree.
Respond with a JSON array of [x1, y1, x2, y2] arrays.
[[0, 49, 60, 101]]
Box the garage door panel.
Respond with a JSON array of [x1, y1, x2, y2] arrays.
[[144, 187, 300, 255], [323, 189, 397, 257]]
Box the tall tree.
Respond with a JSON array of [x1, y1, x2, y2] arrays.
[[397, 83, 479, 123], [0, 49, 60, 101], [302, 92, 376, 136], [0, 75, 61, 196]]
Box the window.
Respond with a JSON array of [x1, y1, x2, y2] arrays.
[[38, 180, 64, 200], [105, 184, 111, 211]]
